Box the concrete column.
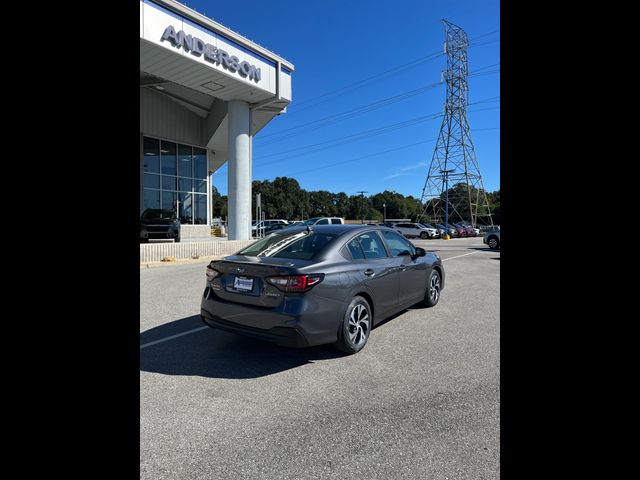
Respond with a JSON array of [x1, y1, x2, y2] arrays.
[[227, 100, 251, 240]]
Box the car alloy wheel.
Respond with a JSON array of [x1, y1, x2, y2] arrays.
[[348, 303, 370, 348], [335, 296, 372, 354], [488, 237, 498, 249], [420, 232, 429, 239], [422, 270, 441, 307]]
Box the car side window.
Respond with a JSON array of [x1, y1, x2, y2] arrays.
[[346, 238, 365, 260], [382, 230, 416, 257], [331, 218, 342, 224], [317, 219, 329, 225], [354, 232, 388, 259]]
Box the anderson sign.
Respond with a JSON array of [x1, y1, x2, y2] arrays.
[[160, 25, 262, 82]]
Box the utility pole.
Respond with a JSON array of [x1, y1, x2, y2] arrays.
[[356, 191, 368, 224], [383, 202, 386, 223], [418, 19, 494, 228]]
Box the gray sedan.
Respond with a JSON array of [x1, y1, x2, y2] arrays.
[[201, 225, 445, 354]]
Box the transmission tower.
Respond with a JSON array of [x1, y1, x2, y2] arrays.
[[418, 19, 494, 227]]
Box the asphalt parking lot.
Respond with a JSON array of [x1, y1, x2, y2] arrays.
[[140, 236, 500, 479]]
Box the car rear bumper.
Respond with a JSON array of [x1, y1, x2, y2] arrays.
[[200, 286, 343, 348], [201, 312, 310, 347]]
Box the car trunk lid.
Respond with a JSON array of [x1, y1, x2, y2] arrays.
[[210, 256, 313, 308]]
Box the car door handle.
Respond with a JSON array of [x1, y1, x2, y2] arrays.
[[364, 269, 375, 276]]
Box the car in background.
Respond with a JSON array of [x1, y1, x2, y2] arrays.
[[483, 229, 500, 249], [252, 219, 289, 236], [447, 223, 467, 237], [263, 223, 288, 235], [140, 208, 181, 243], [454, 223, 475, 237], [201, 225, 444, 354], [303, 217, 345, 226], [418, 223, 441, 238], [394, 222, 437, 239], [435, 224, 457, 237], [462, 224, 481, 236]]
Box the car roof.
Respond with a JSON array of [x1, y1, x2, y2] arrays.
[[280, 224, 392, 235]]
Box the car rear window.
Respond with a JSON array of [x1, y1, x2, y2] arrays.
[[237, 232, 337, 260]]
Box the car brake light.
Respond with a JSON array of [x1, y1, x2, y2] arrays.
[[205, 265, 220, 282], [266, 274, 324, 292]]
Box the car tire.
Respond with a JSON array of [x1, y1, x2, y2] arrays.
[[421, 269, 441, 307], [334, 296, 372, 354], [420, 232, 429, 239], [487, 236, 499, 249]]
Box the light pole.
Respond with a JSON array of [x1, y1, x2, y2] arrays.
[[441, 169, 454, 240], [383, 202, 386, 223]]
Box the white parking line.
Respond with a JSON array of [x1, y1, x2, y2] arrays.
[[442, 251, 479, 262], [140, 326, 209, 349]]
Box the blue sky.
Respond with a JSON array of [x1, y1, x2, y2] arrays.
[[184, 0, 499, 197]]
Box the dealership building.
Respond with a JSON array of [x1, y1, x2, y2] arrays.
[[140, 0, 293, 240]]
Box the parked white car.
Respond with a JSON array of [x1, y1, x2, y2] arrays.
[[394, 222, 437, 239], [252, 219, 289, 234], [303, 217, 345, 226]]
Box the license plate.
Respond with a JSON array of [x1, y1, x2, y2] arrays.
[[233, 276, 254, 292]]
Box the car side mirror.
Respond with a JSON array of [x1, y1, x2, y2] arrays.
[[414, 247, 426, 258]]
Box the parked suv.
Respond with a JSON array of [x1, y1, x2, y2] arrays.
[[483, 228, 500, 249], [140, 208, 180, 243], [394, 222, 437, 239]]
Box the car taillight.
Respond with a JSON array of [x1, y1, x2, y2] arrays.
[[266, 274, 324, 292], [206, 265, 220, 282]]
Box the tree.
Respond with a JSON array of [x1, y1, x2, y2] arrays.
[[210, 185, 225, 218]]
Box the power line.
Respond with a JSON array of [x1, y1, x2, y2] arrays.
[[257, 127, 499, 178], [257, 62, 499, 147], [255, 106, 499, 166], [256, 82, 443, 145], [286, 28, 500, 113], [255, 112, 444, 165], [290, 51, 444, 111], [253, 105, 499, 169]]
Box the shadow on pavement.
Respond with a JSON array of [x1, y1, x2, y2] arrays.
[[140, 315, 345, 379]]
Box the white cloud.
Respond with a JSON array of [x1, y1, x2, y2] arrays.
[[399, 162, 428, 172], [383, 173, 411, 180], [384, 162, 428, 180]]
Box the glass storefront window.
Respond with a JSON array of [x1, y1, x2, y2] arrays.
[[178, 144, 192, 177], [194, 178, 207, 193], [194, 194, 207, 224], [178, 177, 192, 192], [162, 191, 177, 215], [143, 137, 160, 173], [162, 175, 177, 191], [143, 189, 160, 211], [142, 136, 209, 226], [194, 147, 207, 179], [161, 141, 177, 176], [178, 192, 192, 224], [143, 173, 160, 190]]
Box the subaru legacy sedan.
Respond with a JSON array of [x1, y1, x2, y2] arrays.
[[201, 225, 444, 354]]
